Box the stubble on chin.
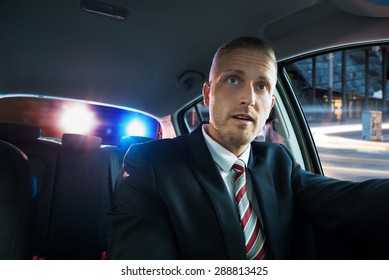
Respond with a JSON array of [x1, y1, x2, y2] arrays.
[[217, 124, 256, 149]]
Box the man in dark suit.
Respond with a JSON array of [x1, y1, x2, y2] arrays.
[[108, 37, 389, 259]]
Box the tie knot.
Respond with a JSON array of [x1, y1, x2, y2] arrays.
[[232, 159, 246, 174]]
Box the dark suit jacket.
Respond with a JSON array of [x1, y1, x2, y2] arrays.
[[108, 124, 389, 259]]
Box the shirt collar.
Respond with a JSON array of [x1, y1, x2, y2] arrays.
[[202, 124, 250, 172]]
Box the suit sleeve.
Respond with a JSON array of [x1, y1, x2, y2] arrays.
[[286, 145, 389, 241], [107, 144, 178, 259]]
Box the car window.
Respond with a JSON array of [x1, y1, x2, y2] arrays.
[[283, 44, 389, 181], [183, 99, 209, 133], [0, 95, 162, 145]]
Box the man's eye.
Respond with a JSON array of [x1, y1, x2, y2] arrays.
[[257, 83, 268, 91], [227, 77, 239, 85]]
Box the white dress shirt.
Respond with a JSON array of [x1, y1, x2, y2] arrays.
[[201, 124, 250, 202]]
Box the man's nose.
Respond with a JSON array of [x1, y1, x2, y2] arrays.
[[239, 84, 255, 106]]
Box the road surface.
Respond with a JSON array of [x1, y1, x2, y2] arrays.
[[310, 122, 389, 181]]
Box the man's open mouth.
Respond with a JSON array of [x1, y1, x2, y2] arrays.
[[232, 114, 254, 122]]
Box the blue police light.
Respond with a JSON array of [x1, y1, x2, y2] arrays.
[[125, 118, 148, 137]]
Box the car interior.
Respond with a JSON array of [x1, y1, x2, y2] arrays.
[[1, 0, 389, 259]]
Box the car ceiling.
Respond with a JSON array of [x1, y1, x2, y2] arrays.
[[1, 0, 389, 118]]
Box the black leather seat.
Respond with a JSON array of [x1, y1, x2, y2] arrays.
[[0, 140, 37, 259], [0, 122, 60, 258], [0, 122, 154, 259], [46, 134, 111, 259]]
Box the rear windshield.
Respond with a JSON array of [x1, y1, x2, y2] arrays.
[[0, 95, 161, 145]]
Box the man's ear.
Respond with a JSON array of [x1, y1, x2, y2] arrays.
[[203, 82, 211, 107], [271, 95, 275, 108]]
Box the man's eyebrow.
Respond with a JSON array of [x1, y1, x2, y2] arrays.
[[223, 69, 272, 81]]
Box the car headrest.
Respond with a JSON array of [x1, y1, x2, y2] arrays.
[[0, 122, 41, 143], [119, 135, 153, 149], [61, 134, 102, 152]]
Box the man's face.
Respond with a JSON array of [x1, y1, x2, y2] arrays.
[[203, 48, 277, 156]]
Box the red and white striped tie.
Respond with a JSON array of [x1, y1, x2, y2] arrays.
[[233, 159, 267, 260]]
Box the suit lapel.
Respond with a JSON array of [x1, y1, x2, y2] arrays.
[[248, 148, 284, 260], [186, 125, 246, 259]]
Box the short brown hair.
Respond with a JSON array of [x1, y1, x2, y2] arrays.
[[212, 36, 277, 71]]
